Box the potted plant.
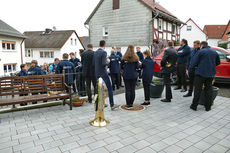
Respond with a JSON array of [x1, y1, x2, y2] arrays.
[[72, 96, 88, 107], [198, 86, 219, 106], [150, 78, 164, 98], [198, 79, 219, 106]]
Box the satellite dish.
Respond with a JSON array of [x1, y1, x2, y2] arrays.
[[53, 26, 56, 31]]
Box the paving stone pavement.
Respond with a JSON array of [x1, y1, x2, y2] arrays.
[[0, 89, 230, 153]]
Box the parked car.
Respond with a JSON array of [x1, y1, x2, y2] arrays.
[[153, 46, 230, 84]]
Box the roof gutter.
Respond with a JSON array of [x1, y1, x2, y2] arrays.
[[148, 11, 159, 49], [20, 38, 25, 64]]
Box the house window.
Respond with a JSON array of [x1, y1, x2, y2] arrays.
[[75, 39, 77, 45], [4, 65, 7, 73], [158, 19, 163, 31], [103, 27, 109, 36], [71, 38, 73, 45], [7, 43, 11, 50], [172, 24, 176, 35], [11, 44, 15, 50], [40, 51, 54, 58], [3, 64, 17, 74], [2, 43, 6, 49], [187, 25, 192, 31], [113, 0, 120, 10], [25, 49, 33, 57], [2, 41, 16, 50]]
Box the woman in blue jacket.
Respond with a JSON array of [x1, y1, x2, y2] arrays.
[[121, 45, 139, 109], [140, 50, 154, 106]]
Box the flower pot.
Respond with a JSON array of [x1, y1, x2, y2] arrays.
[[72, 97, 88, 107], [73, 101, 84, 107], [150, 83, 164, 98], [198, 87, 219, 105]]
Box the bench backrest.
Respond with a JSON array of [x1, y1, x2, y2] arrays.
[[0, 74, 65, 96]]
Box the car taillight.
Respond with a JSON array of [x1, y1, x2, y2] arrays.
[[156, 61, 161, 66]]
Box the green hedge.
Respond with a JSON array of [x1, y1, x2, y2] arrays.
[[218, 43, 228, 49]]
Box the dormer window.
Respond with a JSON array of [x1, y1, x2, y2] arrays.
[[113, 0, 120, 10]]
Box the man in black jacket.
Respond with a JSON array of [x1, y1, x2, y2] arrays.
[[161, 41, 178, 102], [81, 44, 97, 103]]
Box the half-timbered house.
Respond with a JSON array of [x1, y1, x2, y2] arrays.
[[84, 0, 184, 54]]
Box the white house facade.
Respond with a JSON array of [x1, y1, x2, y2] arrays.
[[0, 19, 26, 76], [24, 29, 84, 66], [180, 18, 206, 46], [84, 0, 184, 55]]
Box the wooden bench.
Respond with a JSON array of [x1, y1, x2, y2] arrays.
[[0, 74, 73, 110]]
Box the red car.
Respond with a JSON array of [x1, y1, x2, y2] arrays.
[[153, 46, 230, 84]]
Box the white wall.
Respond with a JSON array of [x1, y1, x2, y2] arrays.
[[60, 32, 84, 59], [207, 38, 221, 47], [0, 35, 24, 76], [180, 20, 206, 46], [24, 49, 61, 66], [93, 46, 150, 57]]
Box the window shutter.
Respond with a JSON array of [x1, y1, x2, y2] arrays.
[[113, 0, 120, 10]]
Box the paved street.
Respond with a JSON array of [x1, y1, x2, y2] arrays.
[[0, 89, 230, 153]]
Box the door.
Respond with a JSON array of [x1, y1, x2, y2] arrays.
[[215, 49, 230, 78]]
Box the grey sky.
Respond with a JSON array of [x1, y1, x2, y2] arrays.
[[0, 0, 229, 36]]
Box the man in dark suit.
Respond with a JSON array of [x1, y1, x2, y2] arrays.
[[174, 39, 191, 92], [161, 41, 178, 102], [183, 40, 200, 97], [81, 44, 97, 103], [190, 41, 220, 111], [94, 40, 119, 110]]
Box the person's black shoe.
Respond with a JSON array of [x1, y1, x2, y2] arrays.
[[183, 93, 192, 97], [205, 107, 211, 112], [180, 89, 187, 92], [141, 102, 150, 106], [174, 87, 182, 90], [161, 99, 171, 102], [125, 105, 133, 109], [190, 105, 197, 111]]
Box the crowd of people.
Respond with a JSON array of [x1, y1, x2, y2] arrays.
[[161, 39, 220, 112], [16, 38, 220, 111]]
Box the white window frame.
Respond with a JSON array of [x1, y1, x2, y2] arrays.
[[187, 25, 192, 31], [172, 24, 176, 35], [158, 19, 163, 32], [25, 49, 33, 57], [3, 64, 17, 74], [75, 39, 77, 45], [103, 26, 109, 37], [40, 51, 54, 58], [2, 40, 16, 51]]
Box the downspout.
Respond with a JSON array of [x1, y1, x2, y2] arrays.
[[20, 38, 25, 64], [84, 24, 90, 44], [148, 11, 159, 49]]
